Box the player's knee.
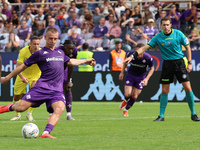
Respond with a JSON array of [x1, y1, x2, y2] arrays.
[[162, 89, 169, 94], [132, 95, 138, 100], [54, 105, 65, 115], [14, 105, 27, 112]]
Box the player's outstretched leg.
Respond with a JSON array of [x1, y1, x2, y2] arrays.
[[0, 103, 14, 114], [65, 92, 75, 120], [10, 98, 21, 121]]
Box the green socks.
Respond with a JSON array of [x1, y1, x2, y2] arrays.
[[160, 94, 168, 118], [186, 91, 195, 115]]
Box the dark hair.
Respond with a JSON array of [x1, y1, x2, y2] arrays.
[[85, 14, 92, 21], [82, 42, 89, 50], [136, 43, 145, 48], [63, 40, 75, 46], [30, 36, 40, 42], [115, 40, 122, 45], [160, 17, 172, 24]]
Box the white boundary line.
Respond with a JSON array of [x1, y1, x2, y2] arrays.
[[0, 115, 190, 123]]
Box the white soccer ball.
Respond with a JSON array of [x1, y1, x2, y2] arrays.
[[22, 123, 39, 138]]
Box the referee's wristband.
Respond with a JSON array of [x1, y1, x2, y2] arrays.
[[188, 61, 192, 64], [131, 51, 138, 59]]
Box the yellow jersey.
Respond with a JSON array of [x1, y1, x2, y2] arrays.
[[17, 46, 41, 79]]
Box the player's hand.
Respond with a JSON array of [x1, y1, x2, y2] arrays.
[[86, 58, 96, 66], [119, 72, 124, 81], [124, 56, 132, 65], [187, 64, 192, 73], [1, 77, 9, 84], [22, 77, 29, 84], [142, 78, 148, 86]]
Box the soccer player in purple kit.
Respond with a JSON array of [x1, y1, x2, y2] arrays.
[[56, 40, 78, 120], [0, 28, 96, 139], [119, 43, 154, 116]]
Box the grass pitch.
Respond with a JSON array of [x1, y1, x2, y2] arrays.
[[0, 101, 200, 150]]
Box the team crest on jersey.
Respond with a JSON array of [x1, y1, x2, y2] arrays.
[[43, 51, 48, 54], [184, 38, 189, 45], [142, 59, 146, 63], [26, 94, 31, 99], [167, 41, 172, 45], [182, 74, 187, 79]]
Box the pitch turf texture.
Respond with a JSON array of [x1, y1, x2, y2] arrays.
[[0, 101, 200, 150]]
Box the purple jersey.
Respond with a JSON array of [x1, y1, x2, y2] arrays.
[[166, 12, 181, 27], [24, 47, 70, 92], [127, 51, 153, 77], [55, 45, 78, 83], [93, 25, 108, 38], [144, 26, 158, 39], [180, 9, 197, 22]]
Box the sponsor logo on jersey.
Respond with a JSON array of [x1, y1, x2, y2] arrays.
[[43, 51, 48, 54]]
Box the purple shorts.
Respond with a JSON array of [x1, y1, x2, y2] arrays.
[[22, 87, 66, 113], [125, 73, 145, 90]]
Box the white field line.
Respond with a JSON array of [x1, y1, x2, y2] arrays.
[[0, 115, 190, 123]]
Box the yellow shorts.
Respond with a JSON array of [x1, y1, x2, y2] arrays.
[[14, 75, 38, 95]]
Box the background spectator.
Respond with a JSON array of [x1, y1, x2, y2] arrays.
[[0, 20, 4, 34], [188, 29, 200, 51], [2, 20, 12, 34], [155, 5, 163, 20], [78, 0, 92, 18], [109, 40, 126, 71], [68, 12, 81, 29], [2, 2, 11, 21], [77, 42, 94, 72], [11, 10, 20, 29], [17, 20, 32, 43], [131, 5, 142, 26], [144, 18, 158, 41], [125, 26, 147, 51], [156, 10, 166, 32], [67, 29, 82, 50], [93, 17, 108, 40], [180, 4, 197, 35], [81, 13, 95, 34], [34, 7, 45, 21], [93, 7, 104, 26], [142, 8, 153, 26], [114, 0, 130, 18], [5, 31, 20, 52], [42, 18, 61, 38], [0, 7, 7, 23], [32, 21, 45, 39], [99, 0, 112, 16], [166, 3, 181, 29]]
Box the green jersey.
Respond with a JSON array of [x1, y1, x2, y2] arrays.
[[148, 29, 189, 60]]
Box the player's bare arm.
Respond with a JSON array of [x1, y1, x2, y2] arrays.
[[16, 62, 29, 84], [185, 44, 192, 73], [68, 58, 96, 66], [124, 45, 150, 64], [119, 61, 127, 81], [1, 63, 28, 84], [142, 66, 154, 86]]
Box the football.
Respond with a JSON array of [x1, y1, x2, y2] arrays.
[[22, 123, 39, 138]]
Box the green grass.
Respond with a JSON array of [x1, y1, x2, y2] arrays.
[[0, 101, 200, 150]]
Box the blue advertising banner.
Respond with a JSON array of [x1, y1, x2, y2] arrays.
[[1, 51, 200, 72]]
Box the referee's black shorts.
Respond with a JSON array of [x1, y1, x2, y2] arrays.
[[160, 57, 190, 84]]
